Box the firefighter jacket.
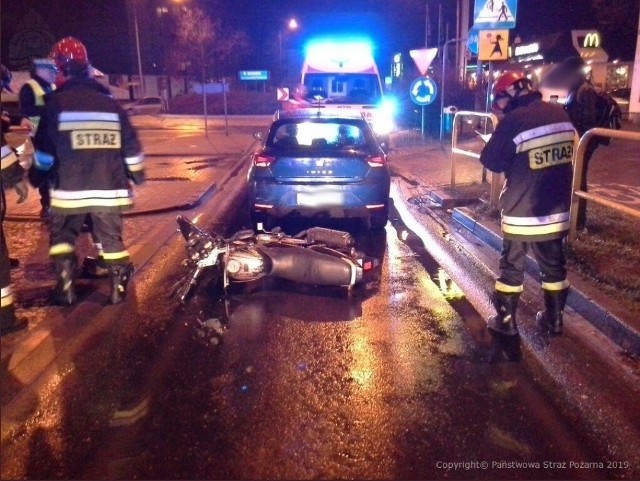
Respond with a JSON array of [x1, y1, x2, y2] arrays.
[[33, 76, 145, 214], [2, 114, 27, 221], [479, 92, 577, 242], [2, 116, 25, 185], [2, 114, 25, 319], [19, 76, 55, 131]]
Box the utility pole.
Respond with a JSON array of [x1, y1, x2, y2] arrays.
[[200, 43, 208, 137], [630, 7, 640, 123], [438, 3, 442, 51], [456, 0, 471, 83], [440, 37, 467, 142], [133, 1, 145, 98], [425, 2, 430, 47]]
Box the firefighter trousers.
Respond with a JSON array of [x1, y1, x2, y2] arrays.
[[49, 211, 129, 265], [1, 215, 13, 316], [1, 187, 16, 322], [497, 238, 567, 291]]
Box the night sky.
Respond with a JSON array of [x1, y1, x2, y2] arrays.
[[1, 0, 636, 74]]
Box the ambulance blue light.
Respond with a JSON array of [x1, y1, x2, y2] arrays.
[[305, 39, 375, 63]]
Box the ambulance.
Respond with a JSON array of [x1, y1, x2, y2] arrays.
[[290, 38, 396, 146]]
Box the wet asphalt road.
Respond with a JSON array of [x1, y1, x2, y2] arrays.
[[3, 220, 611, 479], [0, 129, 629, 480]]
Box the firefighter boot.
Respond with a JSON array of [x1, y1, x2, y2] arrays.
[[536, 288, 569, 336], [81, 256, 109, 278], [53, 256, 77, 306], [109, 263, 134, 305], [0, 305, 28, 337], [487, 291, 520, 336]]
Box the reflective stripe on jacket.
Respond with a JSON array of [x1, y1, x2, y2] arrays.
[[33, 77, 145, 215], [479, 92, 577, 242], [1, 145, 18, 171], [22, 79, 55, 131], [25, 79, 47, 106]]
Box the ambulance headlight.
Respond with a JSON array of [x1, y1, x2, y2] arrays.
[[380, 97, 398, 116], [372, 98, 397, 135], [372, 116, 395, 136]]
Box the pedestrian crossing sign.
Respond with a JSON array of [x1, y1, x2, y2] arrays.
[[474, 0, 517, 29], [478, 30, 509, 61]]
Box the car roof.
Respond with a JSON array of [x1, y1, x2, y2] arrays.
[[274, 108, 365, 122]]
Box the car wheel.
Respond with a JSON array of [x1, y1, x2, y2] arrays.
[[369, 208, 389, 230], [378, 135, 391, 153]]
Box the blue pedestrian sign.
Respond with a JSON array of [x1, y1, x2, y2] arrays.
[[474, 0, 518, 30], [410, 77, 438, 106], [467, 26, 480, 55]]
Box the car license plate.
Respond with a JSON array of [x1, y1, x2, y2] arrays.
[[297, 191, 343, 206]]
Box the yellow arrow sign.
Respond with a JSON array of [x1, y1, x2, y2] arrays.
[[478, 30, 509, 61]]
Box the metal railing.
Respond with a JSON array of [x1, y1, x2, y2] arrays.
[[439, 37, 467, 143], [568, 127, 640, 244], [450, 110, 501, 206]]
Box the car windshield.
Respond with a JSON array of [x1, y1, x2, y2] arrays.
[[269, 120, 369, 151], [303, 74, 382, 104]]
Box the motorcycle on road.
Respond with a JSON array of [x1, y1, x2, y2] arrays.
[[172, 215, 378, 305]]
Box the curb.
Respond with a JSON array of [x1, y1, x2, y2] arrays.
[[425, 188, 479, 209], [452, 206, 640, 354], [392, 179, 640, 470], [3, 141, 259, 222], [3, 187, 217, 222]]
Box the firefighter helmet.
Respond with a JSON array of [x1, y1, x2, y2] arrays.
[[491, 71, 531, 112], [49, 37, 89, 75]]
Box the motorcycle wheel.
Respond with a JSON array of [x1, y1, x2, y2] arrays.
[[171, 268, 223, 304]]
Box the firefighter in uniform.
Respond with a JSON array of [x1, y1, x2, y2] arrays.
[[33, 38, 145, 305], [1, 65, 33, 335], [19, 57, 58, 217], [479, 71, 576, 336]]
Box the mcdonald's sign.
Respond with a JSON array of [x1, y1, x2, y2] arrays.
[[582, 32, 600, 48]]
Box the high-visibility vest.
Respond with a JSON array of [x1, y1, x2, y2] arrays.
[[24, 79, 55, 131]]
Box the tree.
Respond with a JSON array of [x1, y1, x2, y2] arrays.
[[592, 0, 639, 60], [165, 7, 251, 81]]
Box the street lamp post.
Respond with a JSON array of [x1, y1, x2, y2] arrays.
[[133, 1, 145, 98], [278, 18, 298, 84], [439, 37, 467, 143]]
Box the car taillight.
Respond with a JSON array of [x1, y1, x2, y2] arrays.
[[253, 154, 275, 167], [367, 155, 386, 167]]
